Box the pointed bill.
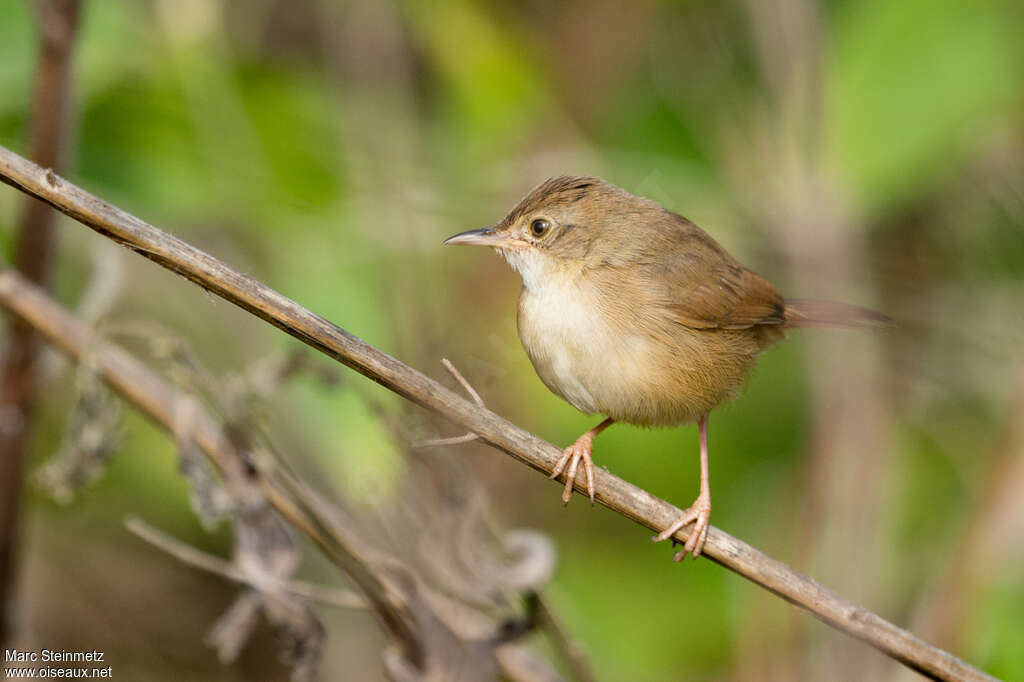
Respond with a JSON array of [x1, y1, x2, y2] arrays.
[[443, 227, 504, 247]]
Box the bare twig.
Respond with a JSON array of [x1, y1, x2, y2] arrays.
[[412, 358, 483, 448], [0, 0, 82, 641], [0, 144, 997, 682], [124, 515, 366, 609], [416, 433, 480, 447], [442, 358, 485, 408]]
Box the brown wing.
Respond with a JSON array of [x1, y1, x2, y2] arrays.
[[664, 265, 786, 330], [638, 219, 786, 331]]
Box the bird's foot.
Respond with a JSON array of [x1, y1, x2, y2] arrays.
[[652, 491, 711, 561], [549, 433, 597, 505]]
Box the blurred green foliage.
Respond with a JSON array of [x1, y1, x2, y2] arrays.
[[2, 0, 1023, 680]]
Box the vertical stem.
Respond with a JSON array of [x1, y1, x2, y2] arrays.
[[0, 0, 82, 643]]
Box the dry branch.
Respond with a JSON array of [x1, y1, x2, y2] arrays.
[[0, 0, 82, 640], [0, 143, 997, 682]]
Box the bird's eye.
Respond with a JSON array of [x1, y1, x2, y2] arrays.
[[530, 219, 550, 237]]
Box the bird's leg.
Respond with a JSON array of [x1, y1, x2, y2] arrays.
[[653, 414, 712, 560], [550, 417, 614, 505]]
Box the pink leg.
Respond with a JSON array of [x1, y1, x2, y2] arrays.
[[550, 418, 614, 505], [652, 415, 712, 560]]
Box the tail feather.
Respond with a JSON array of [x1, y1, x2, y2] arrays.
[[783, 299, 892, 329]]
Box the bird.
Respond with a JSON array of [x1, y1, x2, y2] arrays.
[[444, 176, 887, 560]]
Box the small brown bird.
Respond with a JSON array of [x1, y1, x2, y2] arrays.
[[445, 176, 885, 560]]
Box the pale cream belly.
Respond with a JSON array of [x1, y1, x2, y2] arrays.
[[517, 286, 758, 427]]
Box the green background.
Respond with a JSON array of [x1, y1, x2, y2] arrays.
[[2, 1, 1023, 680]]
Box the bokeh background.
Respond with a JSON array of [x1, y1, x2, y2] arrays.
[[2, 0, 1023, 680]]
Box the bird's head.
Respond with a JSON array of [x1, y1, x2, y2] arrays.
[[444, 175, 653, 289]]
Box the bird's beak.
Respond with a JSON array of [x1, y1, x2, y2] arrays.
[[443, 227, 525, 250], [443, 227, 502, 247]]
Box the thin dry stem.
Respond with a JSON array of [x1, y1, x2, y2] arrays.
[[413, 358, 483, 448], [0, 0, 82, 641], [124, 516, 366, 609], [442, 358, 485, 407]]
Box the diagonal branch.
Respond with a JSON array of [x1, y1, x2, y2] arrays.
[[0, 143, 995, 682]]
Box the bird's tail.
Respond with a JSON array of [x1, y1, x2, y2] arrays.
[[783, 299, 892, 329]]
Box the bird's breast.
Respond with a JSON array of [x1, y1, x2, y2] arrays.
[[517, 278, 677, 423], [518, 281, 609, 415], [516, 277, 761, 427]]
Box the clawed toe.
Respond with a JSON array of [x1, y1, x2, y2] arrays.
[[653, 507, 697, 543], [550, 441, 595, 505], [550, 419, 612, 506], [652, 495, 711, 561], [549, 448, 573, 479], [675, 509, 710, 561]]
